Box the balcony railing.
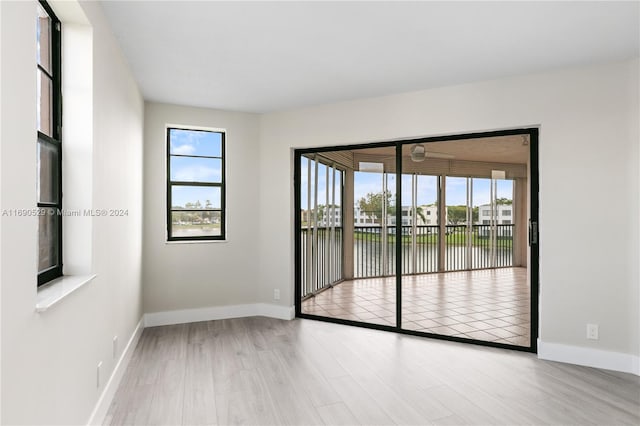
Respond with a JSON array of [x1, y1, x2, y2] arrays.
[[301, 227, 343, 298], [300, 224, 514, 298], [354, 224, 514, 278], [354, 225, 439, 277]]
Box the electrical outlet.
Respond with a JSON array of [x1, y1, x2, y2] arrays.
[[113, 336, 118, 359], [274, 289, 280, 300], [97, 361, 103, 388], [587, 324, 599, 340]]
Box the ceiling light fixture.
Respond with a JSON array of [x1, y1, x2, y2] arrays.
[[410, 144, 426, 162]]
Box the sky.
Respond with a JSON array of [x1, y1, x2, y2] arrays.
[[169, 129, 223, 208], [300, 157, 513, 209], [170, 142, 514, 209]]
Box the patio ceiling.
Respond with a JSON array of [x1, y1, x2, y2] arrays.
[[355, 134, 529, 165]]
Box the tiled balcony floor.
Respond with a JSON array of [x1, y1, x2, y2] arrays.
[[301, 267, 531, 347]]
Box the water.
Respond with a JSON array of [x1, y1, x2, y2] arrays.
[[354, 240, 513, 278]]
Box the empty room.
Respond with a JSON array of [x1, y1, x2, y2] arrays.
[[0, 1, 639, 425]]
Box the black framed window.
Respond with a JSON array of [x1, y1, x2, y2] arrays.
[[37, 0, 62, 286], [167, 128, 225, 241]]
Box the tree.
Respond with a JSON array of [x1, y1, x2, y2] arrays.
[[357, 191, 394, 223], [203, 199, 213, 223], [447, 205, 467, 224], [415, 206, 427, 224], [496, 197, 512, 205]]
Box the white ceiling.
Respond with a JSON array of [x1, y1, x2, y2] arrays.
[[100, 1, 640, 113]]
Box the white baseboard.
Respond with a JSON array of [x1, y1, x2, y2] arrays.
[[85, 304, 293, 424], [538, 339, 640, 376], [87, 318, 145, 425], [143, 303, 295, 327]]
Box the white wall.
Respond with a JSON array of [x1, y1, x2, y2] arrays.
[[142, 103, 261, 314], [258, 60, 640, 361], [2, 4, 637, 423], [0, 1, 144, 424]]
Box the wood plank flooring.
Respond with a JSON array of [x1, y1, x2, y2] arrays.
[[104, 317, 640, 425]]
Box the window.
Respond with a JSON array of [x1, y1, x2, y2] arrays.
[[502, 220, 512, 224], [167, 128, 225, 241], [482, 210, 491, 217], [37, 0, 62, 286], [502, 209, 512, 216]]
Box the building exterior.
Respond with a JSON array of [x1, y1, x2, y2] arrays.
[[476, 204, 513, 225], [355, 204, 441, 227]]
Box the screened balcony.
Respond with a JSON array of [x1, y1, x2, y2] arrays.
[[296, 132, 534, 349]]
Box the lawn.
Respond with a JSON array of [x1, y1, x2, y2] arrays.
[[353, 230, 512, 247]]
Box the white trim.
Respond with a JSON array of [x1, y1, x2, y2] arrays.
[[36, 274, 97, 312], [144, 303, 295, 327], [538, 339, 640, 376], [164, 239, 228, 245], [165, 123, 226, 134], [87, 318, 144, 426]]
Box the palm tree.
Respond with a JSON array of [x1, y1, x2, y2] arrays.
[[415, 206, 427, 224]]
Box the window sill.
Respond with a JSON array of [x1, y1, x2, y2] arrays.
[[165, 239, 227, 245], [35, 274, 97, 313]]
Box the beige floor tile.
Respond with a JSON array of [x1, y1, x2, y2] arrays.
[[302, 267, 531, 347]]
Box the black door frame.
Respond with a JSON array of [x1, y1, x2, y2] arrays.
[[294, 127, 539, 353]]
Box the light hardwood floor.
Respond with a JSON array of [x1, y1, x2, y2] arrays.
[[104, 317, 640, 425]]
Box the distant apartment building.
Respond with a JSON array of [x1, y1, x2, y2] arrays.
[[318, 206, 342, 226], [355, 204, 441, 227], [302, 205, 342, 227], [420, 205, 439, 225], [303, 204, 453, 227], [476, 204, 513, 225], [354, 205, 377, 225]]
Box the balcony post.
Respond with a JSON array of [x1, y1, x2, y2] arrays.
[[306, 156, 312, 296], [382, 172, 388, 276], [466, 177, 473, 270], [438, 175, 446, 272], [411, 174, 417, 274], [513, 177, 527, 267], [343, 168, 355, 279]]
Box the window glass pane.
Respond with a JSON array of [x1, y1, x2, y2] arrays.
[[170, 157, 222, 183], [38, 209, 59, 272], [171, 186, 221, 209], [170, 211, 221, 238], [169, 129, 222, 157], [37, 140, 59, 203], [37, 5, 51, 72], [37, 71, 53, 136]]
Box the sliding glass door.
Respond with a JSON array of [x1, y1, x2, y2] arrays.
[[295, 129, 538, 351]]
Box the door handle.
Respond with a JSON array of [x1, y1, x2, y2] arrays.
[[529, 220, 538, 245]]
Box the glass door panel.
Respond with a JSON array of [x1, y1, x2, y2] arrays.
[[400, 169, 440, 333], [300, 146, 396, 327], [397, 140, 529, 347]]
